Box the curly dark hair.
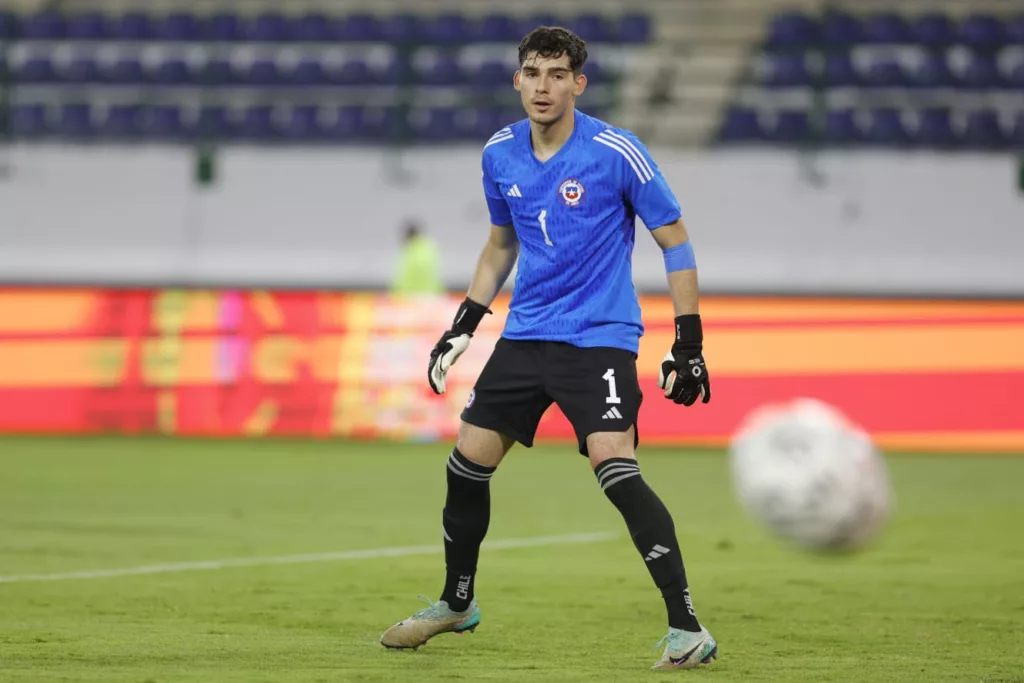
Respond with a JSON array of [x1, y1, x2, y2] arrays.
[[517, 26, 588, 75]]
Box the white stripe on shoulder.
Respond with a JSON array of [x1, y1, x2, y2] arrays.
[[593, 132, 651, 183], [601, 130, 655, 179], [487, 127, 512, 142], [484, 132, 514, 149]]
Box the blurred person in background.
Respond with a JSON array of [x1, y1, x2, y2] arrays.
[[391, 220, 445, 296]]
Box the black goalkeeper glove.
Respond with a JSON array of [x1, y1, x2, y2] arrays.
[[427, 298, 491, 395], [658, 314, 712, 406]]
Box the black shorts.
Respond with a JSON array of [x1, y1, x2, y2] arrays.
[[461, 338, 643, 456]]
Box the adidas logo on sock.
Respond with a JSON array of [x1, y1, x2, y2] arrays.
[[645, 544, 671, 562], [602, 407, 623, 420]]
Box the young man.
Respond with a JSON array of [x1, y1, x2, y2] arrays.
[[380, 27, 718, 670]]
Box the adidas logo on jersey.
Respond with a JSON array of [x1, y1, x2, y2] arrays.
[[506, 184, 522, 198], [602, 407, 623, 420]]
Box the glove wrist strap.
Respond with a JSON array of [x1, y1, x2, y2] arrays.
[[452, 298, 492, 335], [673, 314, 703, 353]]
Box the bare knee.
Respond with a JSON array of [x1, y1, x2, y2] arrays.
[[456, 422, 515, 469], [586, 427, 637, 470]]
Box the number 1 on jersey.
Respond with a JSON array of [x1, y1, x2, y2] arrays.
[[538, 210, 554, 247]]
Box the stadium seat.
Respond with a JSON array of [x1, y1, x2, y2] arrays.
[[962, 55, 1003, 89], [1007, 62, 1024, 89], [583, 60, 607, 84], [243, 59, 281, 86], [473, 107, 513, 138], [823, 52, 860, 87], [960, 14, 1005, 50], [66, 12, 106, 40], [102, 104, 143, 139], [619, 13, 652, 44], [522, 14, 560, 36], [198, 60, 235, 86], [337, 13, 382, 42], [336, 59, 374, 86], [771, 110, 811, 143], [158, 13, 201, 41], [428, 13, 471, 45], [378, 58, 412, 86], [324, 106, 365, 141], [767, 11, 818, 48], [473, 61, 514, 89], [962, 109, 1006, 149], [411, 107, 460, 141], [915, 107, 959, 148], [823, 109, 862, 144], [58, 103, 94, 138], [912, 53, 955, 88], [195, 106, 234, 139], [284, 105, 322, 140], [478, 14, 519, 43], [381, 13, 421, 43], [108, 58, 146, 84], [239, 106, 278, 140], [249, 12, 288, 42], [292, 58, 328, 85], [362, 107, 401, 140], [291, 13, 333, 42], [66, 57, 102, 84], [864, 60, 907, 88], [16, 58, 57, 83], [821, 11, 862, 45], [21, 11, 64, 39], [912, 13, 954, 48], [862, 13, 911, 44], [11, 104, 48, 138], [114, 12, 153, 40], [766, 54, 812, 87], [206, 13, 242, 41], [145, 105, 187, 139], [153, 60, 191, 85], [719, 106, 764, 142], [419, 54, 464, 86], [0, 11, 18, 39], [569, 14, 610, 43], [865, 108, 910, 146], [1011, 112, 1024, 147], [1007, 15, 1024, 45]]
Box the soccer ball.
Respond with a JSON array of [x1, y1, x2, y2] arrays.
[[728, 398, 891, 551]]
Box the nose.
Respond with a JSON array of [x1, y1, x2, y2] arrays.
[[536, 75, 551, 93]]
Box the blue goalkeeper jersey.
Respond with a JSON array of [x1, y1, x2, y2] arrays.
[[481, 109, 682, 354]]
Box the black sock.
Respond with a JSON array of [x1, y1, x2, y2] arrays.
[[595, 458, 701, 632], [439, 448, 495, 612]]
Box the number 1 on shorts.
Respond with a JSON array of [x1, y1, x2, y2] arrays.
[[603, 368, 621, 404]]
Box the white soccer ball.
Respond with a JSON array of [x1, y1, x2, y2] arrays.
[[728, 398, 891, 551]]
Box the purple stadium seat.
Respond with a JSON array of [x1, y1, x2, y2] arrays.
[[619, 13, 651, 44], [570, 14, 609, 43], [865, 108, 910, 146], [114, 12, 153, 40], [145, 105, 186, 139], [108, 58, 145, 84], [960, 14, 1005, 50], [522, 14, 560, 35], [381, 14, 421, 43], [22, 11, 64, 39], [585, 60, 607, 84], [771, 110, 811, 143], [158, 13, 201, 41], [248, 13, 288, 42], [766, 54, 811, 87], [963, 110, 1006, 149], [962, 55, 1003, 89], [412, 108, 459, 141], [206, 13, 242, 41], [719, 106, 764, 142], [474, 61, 513, 88], [239, 106, 277, 140], [291, 13, 333, 42], [473, 107, 510, 138], [821, 11, 862, 45], [429, 13, 471, 44], [912, 53, 954, 88], [419, 54, 463, 86], [292, 59, 327, 85], [199, 60, 235, 86], [862, 13, 911, 44], [338, 14, 382, 42], [478, 14, 518, 43], [912, 13, 954, 48], [154, 60, 191, 85], [325, 106, 365, 141], [103, 105, 143, 139], [915, 107, 958, 148], [362, 107, 401, 140], [864, 60, 906, 88], [66, 13, 106, 40], [195, 107, 233, 138], [0, 11, 18, 39], [285, 106, 322, 140], [12, 105, 48, 138], [1011, 112, 1024, 147], [16, 57, 57, 83], [767, 12, 818, 48], [1008, 62, 1024, 90], [243, 60, 280, 86], [1007, 15, 1024, 45], [823, 53, 860, 87], [336, 59, 374, 86], [58, 104, 94, 138], [824, 109, 861, 144], [66, 57, 102, 83], [378, 58, 412, 85]]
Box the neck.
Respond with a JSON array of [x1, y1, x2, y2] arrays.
[[530, 109, 575, 159]]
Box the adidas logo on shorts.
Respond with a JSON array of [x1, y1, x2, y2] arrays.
[[602, 407, 623, 420]]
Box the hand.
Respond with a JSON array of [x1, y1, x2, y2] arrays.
[[657, 314, 712, 406], [427, 298, 491, 395]]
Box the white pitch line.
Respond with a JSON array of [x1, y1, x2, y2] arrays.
[[0, 531, 618, 584]]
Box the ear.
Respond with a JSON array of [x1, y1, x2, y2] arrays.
[[574, 73, 588, 97], [513, 69, 522, 91]]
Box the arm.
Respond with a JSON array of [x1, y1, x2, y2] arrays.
[[466, 223, 519, 308], [649, 218, 699, 317]]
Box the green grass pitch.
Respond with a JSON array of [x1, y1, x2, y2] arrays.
[[1, 436, 1022, 682]]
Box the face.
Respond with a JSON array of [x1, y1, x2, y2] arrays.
[[514, 51, 587, 125]]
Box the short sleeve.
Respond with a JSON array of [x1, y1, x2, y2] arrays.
[[604, 130, 681, 230], [482, 151, 513, 226]]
